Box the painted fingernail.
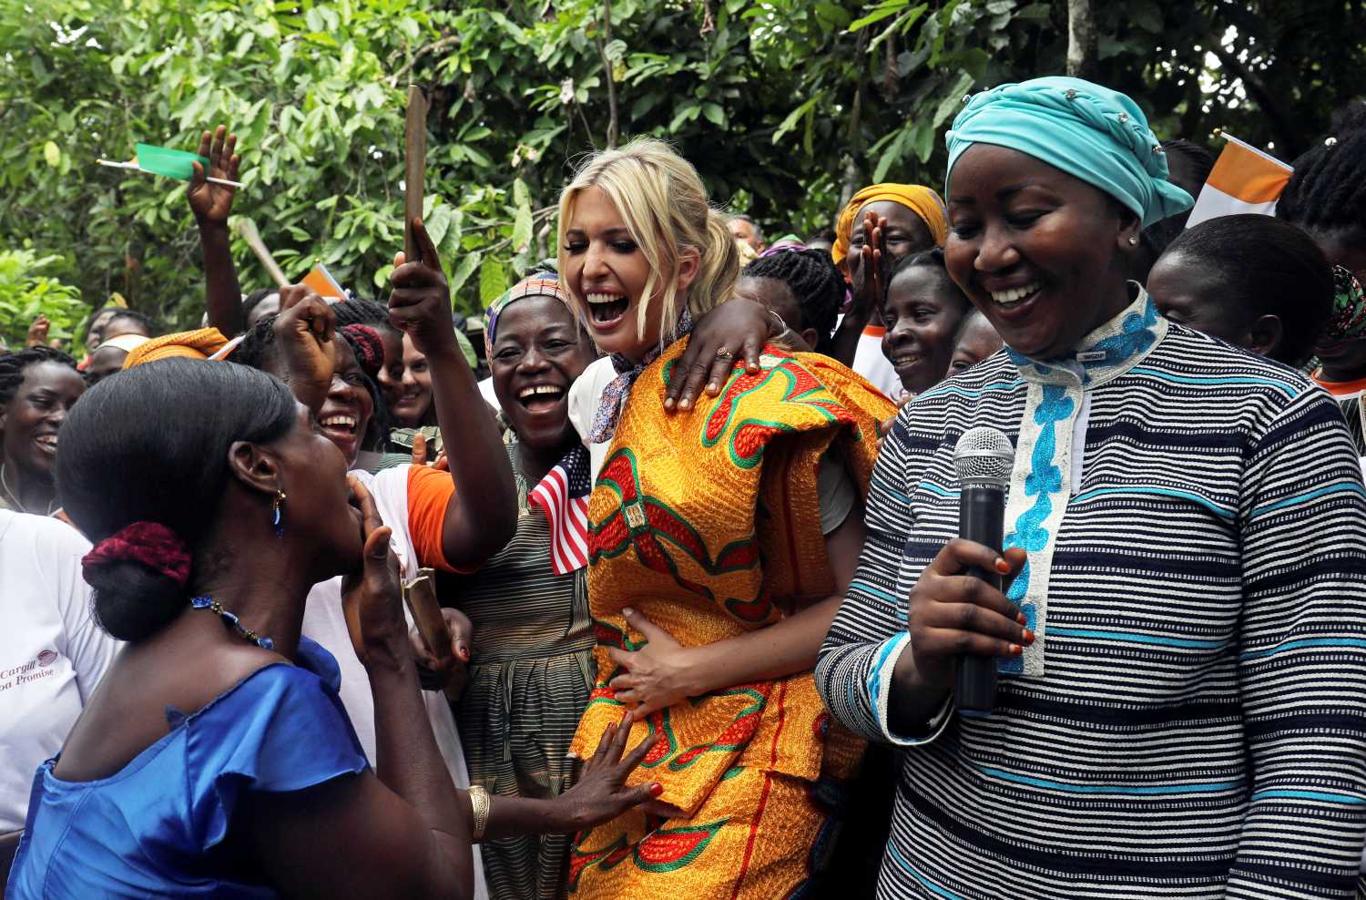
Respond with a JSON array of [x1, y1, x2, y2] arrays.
[[623, 607, 634, 618], [1016, 611, 1027, 625], [1009, 644, 1023, 656], [1022, 628, 1036, 644], [994, 558, 1010, 574], [650, 783, 664, 797]]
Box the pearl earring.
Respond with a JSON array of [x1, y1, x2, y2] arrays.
[[1128, 235, 1139, 246]]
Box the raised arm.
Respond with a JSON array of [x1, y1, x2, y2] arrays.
[[828, 212, 886, 368], [188, 126, 246, 337], [243, 478, 473, 899], [270, 286, 337, 415], [387, 218, 516, 568]]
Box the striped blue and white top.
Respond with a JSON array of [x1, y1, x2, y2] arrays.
[[816, 294, 1366, 899]]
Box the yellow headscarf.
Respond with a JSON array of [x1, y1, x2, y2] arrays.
[[831, 183, 948, 266], [123, 328, 230, 368]]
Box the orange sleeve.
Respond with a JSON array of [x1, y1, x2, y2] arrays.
[[405, 465, 465, 573]]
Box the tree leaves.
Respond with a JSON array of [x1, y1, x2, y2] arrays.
[[478, 256, 507, 306], [849, 0, 911, 32], [0, 0, 1358, 345]]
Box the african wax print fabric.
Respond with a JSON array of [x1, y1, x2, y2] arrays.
[[567, 340, 893, 897]]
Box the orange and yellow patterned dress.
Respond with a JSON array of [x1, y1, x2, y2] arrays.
[[567, 340, 894, 898]]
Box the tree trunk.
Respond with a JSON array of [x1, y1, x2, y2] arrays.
[[598, 0, 619, 148], [1066, 0, 1097, 80]]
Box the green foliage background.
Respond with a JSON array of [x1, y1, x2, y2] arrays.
[[0, 0, 1361, 345]]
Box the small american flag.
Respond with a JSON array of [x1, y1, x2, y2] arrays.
[[528, 445, 592, 575]]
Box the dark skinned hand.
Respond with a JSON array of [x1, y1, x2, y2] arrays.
[[341, 477, 411, 667], [410, 432, 430, 466], [389, 218, 458, 359], [272, 285, 336, 410], [25, 315, 49, 348], [413, 607, 472, 695], [850, 211, 889, 321], [664, 298, 774, 412], [908, 541, 1032, 693], [555, 712, 661, 832], [188, 125, 240, 226], [878, 393, 913, 438]]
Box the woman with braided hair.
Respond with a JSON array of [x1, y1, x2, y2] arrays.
[[734, 247, 845, 354], [0, 348, 84, 515], [1278, 103, 1366, 455], [1278, 102, 1366, 281]]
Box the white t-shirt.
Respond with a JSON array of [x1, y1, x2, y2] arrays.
[[0, 511, 119, 832], [301, 466, 487, 899], [851, 325, 905, 400], [568, 356, 620, 480], [477, 375, 500, 412]]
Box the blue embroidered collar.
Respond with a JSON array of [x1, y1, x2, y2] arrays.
[[1007, 286, 1166, 388], [997, 286, 1165, 681]]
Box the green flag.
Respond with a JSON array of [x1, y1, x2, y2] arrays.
[[134, 143, 208, 180]]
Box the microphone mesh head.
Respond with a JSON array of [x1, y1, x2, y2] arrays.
[[953, 426, 1013, 486]]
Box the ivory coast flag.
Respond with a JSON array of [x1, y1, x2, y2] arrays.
[[301, 263, 346, 300], [1185, 133, 1293, 228]]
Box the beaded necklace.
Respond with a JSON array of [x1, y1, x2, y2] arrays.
[[189, 596, 275, 650]]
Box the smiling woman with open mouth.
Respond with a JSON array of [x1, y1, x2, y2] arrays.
[[556, 138, 894, 899], [816, 76, 1366, 900], [440, 270, 609, 899], [0, 347, 85, 517]]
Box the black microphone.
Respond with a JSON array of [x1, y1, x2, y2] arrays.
[[951, 426, 1014, 717]]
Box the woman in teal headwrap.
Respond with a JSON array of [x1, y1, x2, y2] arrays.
[[443, 271, 603, 900], [816, 76, 1366, 899]]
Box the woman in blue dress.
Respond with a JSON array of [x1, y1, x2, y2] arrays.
[[8, 359, 655, 899]]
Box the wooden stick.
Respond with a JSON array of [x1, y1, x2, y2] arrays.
[[404, 84, 430, 263], [235, 217, 289, 289], [403, 568, 463, 700]]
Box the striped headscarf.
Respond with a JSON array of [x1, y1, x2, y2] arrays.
[[831, 183, 949, 266], [484, 274, 573, 360]]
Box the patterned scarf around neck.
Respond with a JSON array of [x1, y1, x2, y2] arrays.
[[588, 310, 695, 444]]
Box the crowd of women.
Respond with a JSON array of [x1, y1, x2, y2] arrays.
[[3, 74, 1366, 900]]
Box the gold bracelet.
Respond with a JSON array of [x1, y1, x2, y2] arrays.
[[468, 784, 491, 842]]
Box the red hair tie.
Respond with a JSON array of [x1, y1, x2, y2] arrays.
[[81, 521, 191, 587]]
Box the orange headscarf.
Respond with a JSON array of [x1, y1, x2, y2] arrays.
[[122, 328, 230, 368], [831, 183, 948, 266]]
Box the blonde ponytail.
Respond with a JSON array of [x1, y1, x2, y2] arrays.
[[690, 209, 741, 319], [558, 138, 739, 344]]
